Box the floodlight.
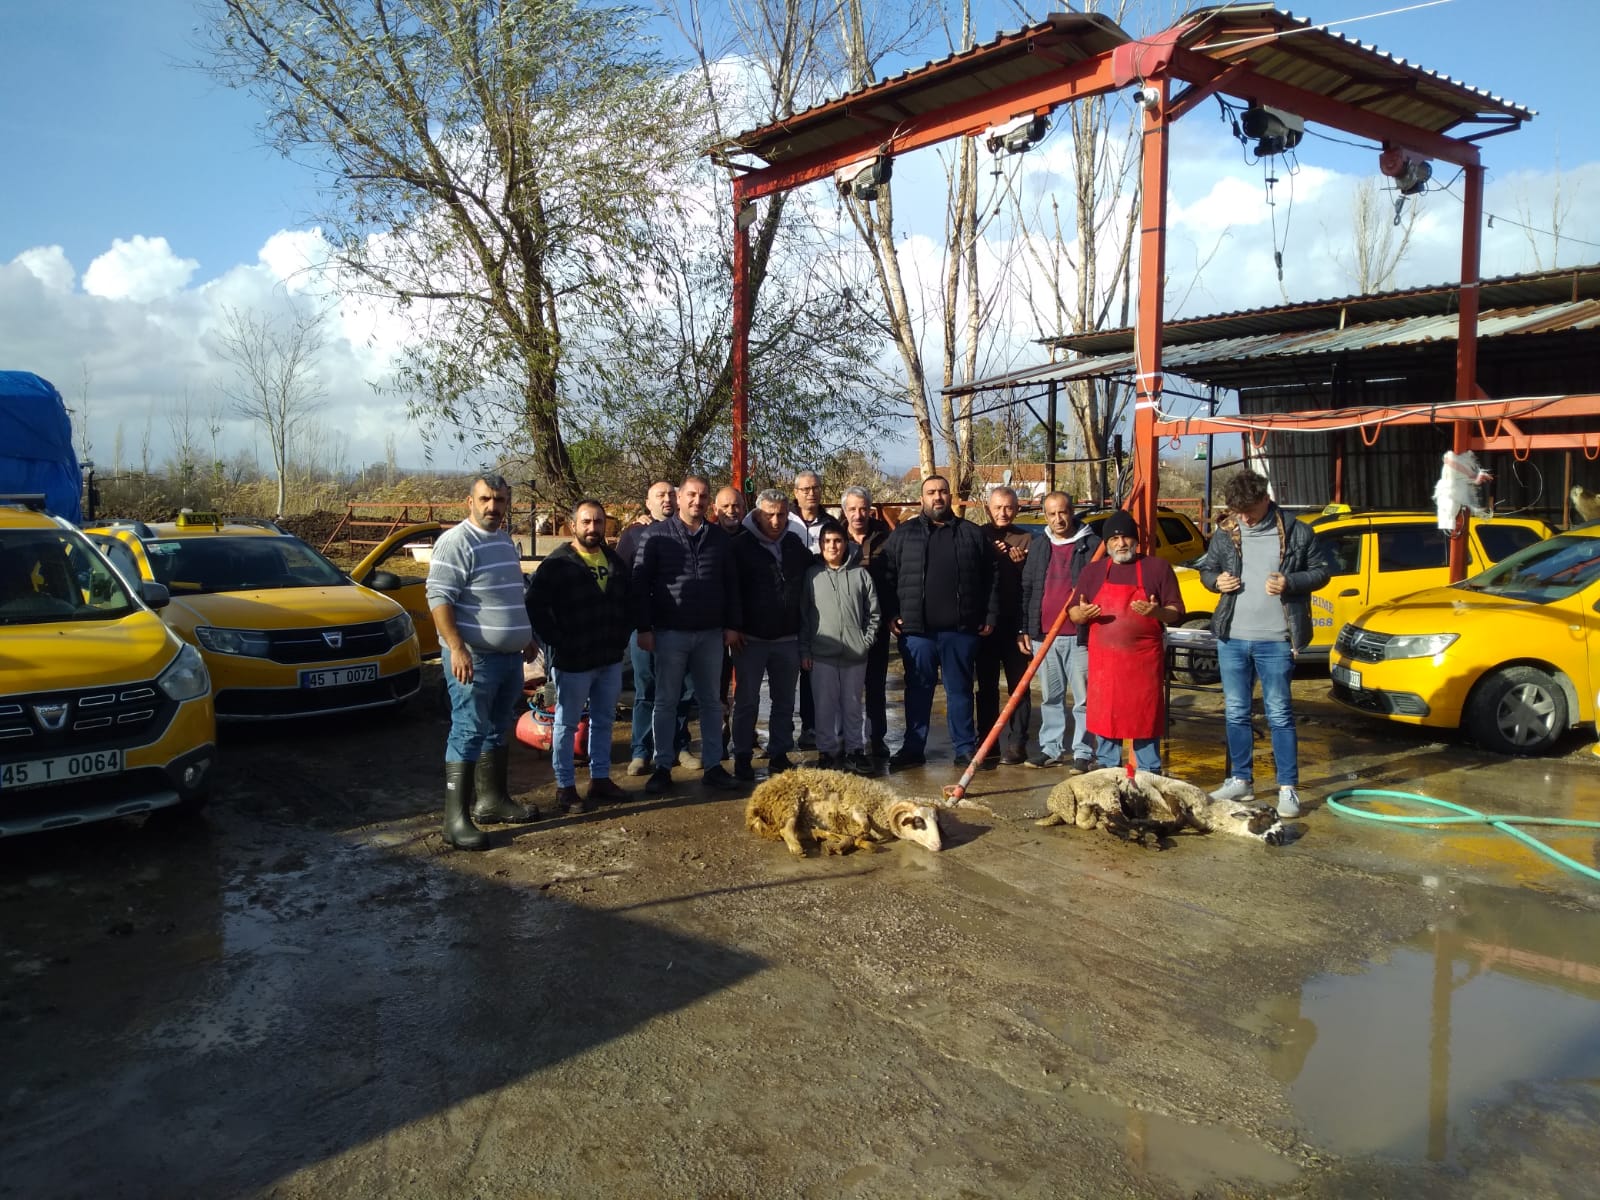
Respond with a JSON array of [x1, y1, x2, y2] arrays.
[[1240, 104, 1304, 157], [1379, 146, 1434, 196], [834, 155, 892, 201], [984, 113, 1048, 155]]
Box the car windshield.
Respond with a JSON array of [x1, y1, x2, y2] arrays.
[[143, 535, 347, 594], [0, 527, 140, 625], [1459, 533, 1600, 603]]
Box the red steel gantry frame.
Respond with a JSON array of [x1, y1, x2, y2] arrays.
[[722, 8, 1531, 579]]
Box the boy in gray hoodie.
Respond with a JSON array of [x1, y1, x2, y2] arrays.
[[800, 524, 881, 773]]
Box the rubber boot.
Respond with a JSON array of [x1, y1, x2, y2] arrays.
[[443, 761, 489, 851], [471, 745, 538, 824]]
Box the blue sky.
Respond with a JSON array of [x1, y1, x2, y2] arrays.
[[0, 0, 1594, 472]]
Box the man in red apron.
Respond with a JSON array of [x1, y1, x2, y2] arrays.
[[1067, 510, 1185, 773]]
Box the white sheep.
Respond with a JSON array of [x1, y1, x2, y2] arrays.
[[1037, 768, 1286, 847], [745, 767, 943, 857]]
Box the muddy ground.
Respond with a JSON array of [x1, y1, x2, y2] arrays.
[[3, 666, 1598, 1199]]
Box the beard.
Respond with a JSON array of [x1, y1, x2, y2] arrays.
[[1109, 545, 1136, 564], [579, 530, 603, 548], [924, 501, 950, 520]]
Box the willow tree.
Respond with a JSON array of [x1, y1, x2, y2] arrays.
[[205, 0, 699, 503]]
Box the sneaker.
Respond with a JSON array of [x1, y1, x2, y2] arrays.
[[1209, 777, 1254, 803], [678, 747, 701, 769], [1026, 751, 1065, 769], [626, 757, 650, 778], [733, 755, 755, 782], [815, 752, 838, 770], [767, 752, 795, 774], [1277, 786, 1302, 820], [702, 764, 741, 791], [1072, 758, 1093, 774], [887, 749, 926, 772], [556, 785, 592, 816], [586, 777, 626, 805], [645, 768, 673, 794], [797, 728, 817, 751]]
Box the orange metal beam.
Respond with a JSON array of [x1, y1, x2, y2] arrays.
[[1152, 395, 1600, 437], [1450, 164, 1485, 579], [732, 53, 1121, 203], [1126, 80, 1170, 551], [731, 209, 751, 493]]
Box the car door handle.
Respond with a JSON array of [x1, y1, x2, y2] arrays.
[[1338, 588, 1359, 597]]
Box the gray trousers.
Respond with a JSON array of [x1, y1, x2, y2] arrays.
[[732, 637, 800, 757], [810, 657, 867, 754]]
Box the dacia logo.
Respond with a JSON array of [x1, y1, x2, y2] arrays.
[[33, 702, 70, 732], [322, 631, 344, 650]]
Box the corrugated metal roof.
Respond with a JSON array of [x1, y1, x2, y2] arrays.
[[721, 5, 1531, 167], [949, 297, 1600, 395]]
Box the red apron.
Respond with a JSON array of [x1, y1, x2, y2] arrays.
[[1084, 558, 1165, 740]]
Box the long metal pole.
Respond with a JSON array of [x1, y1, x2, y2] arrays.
[[731, 198, 752, 494], [1450, 164, 1484, 582], [1129, 80, 1170, 553]]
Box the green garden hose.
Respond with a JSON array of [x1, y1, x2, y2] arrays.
[[1324, 787, 1600, 884]]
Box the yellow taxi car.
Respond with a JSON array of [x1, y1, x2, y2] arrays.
[[1014, 506, 1207, 565], [1172, 510, 1552, 680], [1330, 524, 1600, 755], [86, 511, 421, 720], [1, 496, 216, 835], [348, 521, 444, 657]]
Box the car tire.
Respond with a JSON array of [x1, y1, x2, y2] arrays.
[[1175, 616, 1220, 685], [1465, 665, 1569, 755]]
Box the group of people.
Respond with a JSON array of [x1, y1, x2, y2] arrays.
[[423, 469, 1326, 850]]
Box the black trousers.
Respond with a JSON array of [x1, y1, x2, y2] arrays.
[[864, 627, 891, 748], [975, 629, 1031, 757]]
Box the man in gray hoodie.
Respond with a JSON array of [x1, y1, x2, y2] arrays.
[[800, 524, 881, 773]]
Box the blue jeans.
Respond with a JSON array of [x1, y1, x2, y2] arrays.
[[1037, 637, 1093, 762], [551, 662, 623, 787], [899, 630, 980, 757], [732, 638, 799, 756], [629, 631, 691, 762], [1095, 735, 1162, 773], [1217, 637, 1298, 787], [442, 646, 525, 762], [652, 629, 725, 769]]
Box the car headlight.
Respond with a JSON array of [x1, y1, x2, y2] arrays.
[[1382, 632, 1459, 660], [194, 626, 274, 657], [384, 611, 414, 647], [159, 643, 211, 701]]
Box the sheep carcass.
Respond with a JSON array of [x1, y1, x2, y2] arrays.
[[746, 768, 943, 857], [1037, 768, 1286, 847]]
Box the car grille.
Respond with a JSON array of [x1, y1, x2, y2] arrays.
[[266, 621, 395, 664], [1331, 681, 1430, 717], [1335, 625, 1391, 664], [215, 668, 421, 718], [0, 680, 177, 755]]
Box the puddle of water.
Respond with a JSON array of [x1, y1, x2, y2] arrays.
[[1257, 881, 1600, 1163]]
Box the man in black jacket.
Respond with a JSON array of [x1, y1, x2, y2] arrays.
[[632, 475, 743, 793], [881, 475, 999, 769], [525, 499, 631, 815], [1018, 492, 1102, 770], [728, 490, 814, 780], [840, 485, 894, 758]]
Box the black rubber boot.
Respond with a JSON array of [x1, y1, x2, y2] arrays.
[[443, 761, 489, 851], [471, 746, 538, 824]]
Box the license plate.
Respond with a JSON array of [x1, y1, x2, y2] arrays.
[[300, 663, 379, 689], [1332, 664, 1362, 689], [1, 748, 123, 790]]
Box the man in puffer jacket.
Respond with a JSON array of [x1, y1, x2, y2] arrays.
[[800, 524, 881, 773], [1196, 472, 1331, 819], [881, 474, 999, 770], [728, 490, 815, 780]]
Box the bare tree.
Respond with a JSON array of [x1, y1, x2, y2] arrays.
[[165, 385, 204, 508], [1339, 176, 1418, 292], [214, 306, 327, 518], [1516, 161, 1577, 270], [74, 363, 94, 465]]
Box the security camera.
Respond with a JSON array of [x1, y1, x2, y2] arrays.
[[1132, 85, 1161, 113]]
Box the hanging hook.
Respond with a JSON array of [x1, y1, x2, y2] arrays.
[[1583, 436, 1600, 462], [1358, 420, 1383, 448]]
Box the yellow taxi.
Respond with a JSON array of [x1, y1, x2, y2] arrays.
[[1014, 506, 1207, 565], [1330, 524, 1600, 755], [348, 521, 444, 657], [86, 511, 421, 720], [1172, 510, 1552, 679], [1, 497, 216, 835]]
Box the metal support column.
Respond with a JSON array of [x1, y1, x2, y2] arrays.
[[1450, 164, 1484, 582]]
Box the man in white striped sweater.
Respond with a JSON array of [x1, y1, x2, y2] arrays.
[[426, 474, 541, 849]]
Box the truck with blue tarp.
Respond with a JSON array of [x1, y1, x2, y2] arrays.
[[0, 370, 83, 523]]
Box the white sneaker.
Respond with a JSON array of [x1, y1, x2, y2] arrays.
[[1277, 787, 1302, 819], [626, 757, 650, 777], [1209, 777, 1254, 803]]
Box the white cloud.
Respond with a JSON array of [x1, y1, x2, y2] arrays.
[[16, 246, 75, 291], [81, 235, 198, 302]]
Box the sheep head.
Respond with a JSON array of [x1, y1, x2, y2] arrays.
[[1225, 803, 1287, 845], [888, 801, 943, 852]]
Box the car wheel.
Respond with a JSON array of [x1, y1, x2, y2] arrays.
[[1466, 666, 1569, 755], [1175, 616, 1219, 685]]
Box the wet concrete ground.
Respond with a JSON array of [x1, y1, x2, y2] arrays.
[[3, 665, 1598, 1198]]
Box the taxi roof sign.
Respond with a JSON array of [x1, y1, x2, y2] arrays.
[[174, 509, 224, 528]]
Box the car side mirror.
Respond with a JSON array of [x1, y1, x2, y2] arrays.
[[140, 580, 171, 610], [367, 570, 401, 591]]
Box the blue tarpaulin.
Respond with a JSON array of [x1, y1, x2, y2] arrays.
[[0, 371, 83, 523]]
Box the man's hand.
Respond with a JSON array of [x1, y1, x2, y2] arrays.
[[1017, 634, 1033, 655], [1068, 600, 1101, 625], [1130, 594, 1161, 617], [978, 624, 993, 638], [446, 640, 473, 684], [800, 656, 812, 671], [997, 539, 1026, 564], [1265, 571, 1287, 596], [637, 631, 654, 654], [724, 629, 745, 653], [1215, 571, 1242, 593], [890, 617, 904, 635]]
